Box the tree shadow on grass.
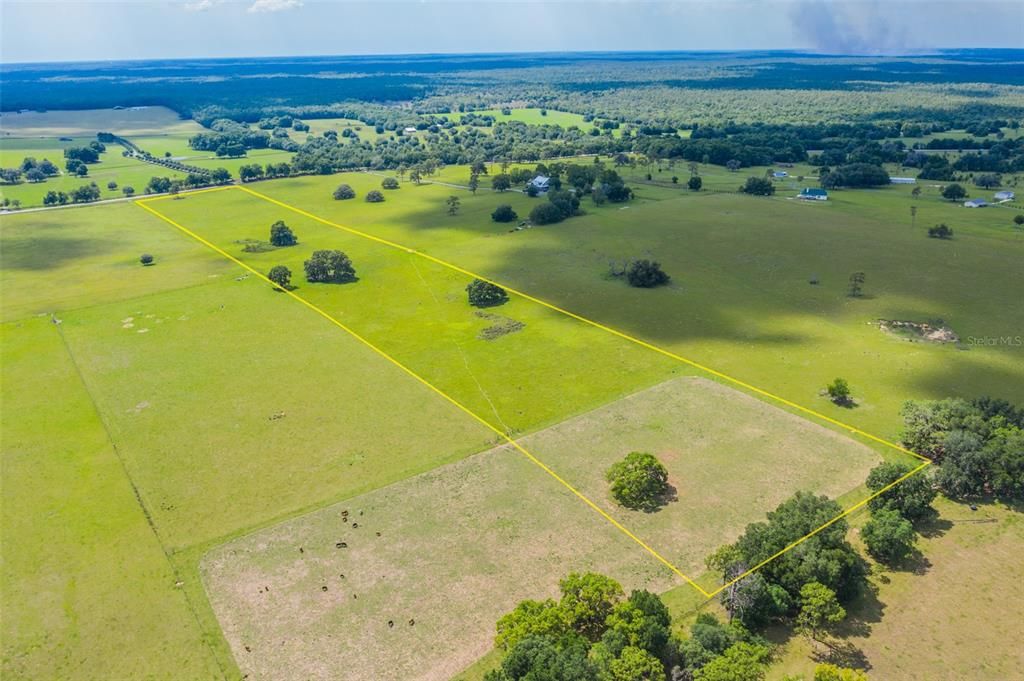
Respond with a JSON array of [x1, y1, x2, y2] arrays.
[[2, 236, 113, 270], [641, 482, 679, 514], [811, 638, 872, 670]]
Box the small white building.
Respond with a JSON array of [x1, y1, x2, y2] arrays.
[[964, 198, 988, 208], [994, 190, 1015, 201], [403, 126, 417, 133], [772, 171, 788, 178], [529, 175, 551, 192], [890, 177, 917, 184]]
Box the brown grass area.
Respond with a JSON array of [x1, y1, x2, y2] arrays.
[[202, 377, 881, 681]]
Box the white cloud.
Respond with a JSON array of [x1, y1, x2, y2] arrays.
[[247, 0, 303, 13], [183, 0, 222, 11]]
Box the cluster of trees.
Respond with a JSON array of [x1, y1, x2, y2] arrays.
[[901, 397, 1024, 499], [530, 189, 581, 225], [488, 572, 775, 681], [740, 177, 775, 196], [819, 163, 890, 189], [65, 141, 104, 164], [42, 182, 102, 205], [238, 162, 293, 182], [0, 157, 60, 184], [189, 119, 272, 157], [928, 223, 954, 239], [142, 169, 231, 196]]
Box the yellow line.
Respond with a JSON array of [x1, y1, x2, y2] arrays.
[[706, 459, 931, 598], [234, 184, 928, 463], [135, 197, 711, 598], [141, 186, 935, 599]]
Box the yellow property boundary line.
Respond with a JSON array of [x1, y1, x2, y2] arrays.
[[137, 184, 931, 599]]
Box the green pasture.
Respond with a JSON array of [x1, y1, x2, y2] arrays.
[[0, 201, 228, 322], [149, 187, 684, 437], [248, 168, 1024, 441], [0, 317, 221, 680]]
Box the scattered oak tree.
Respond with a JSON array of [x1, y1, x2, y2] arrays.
[[928, 223, 953, 239], [304, 250, 356, 283], [605, 452, 670, 511], [365, 189, 385, 203], [941, 183, 967, 201], [626, 260, 670, 288], [491, 204, 518, 223], [333, 183, 356, 200], [267, 265, 292, 290], [740, 176, 775, 196], [139, 253, 154, 266], [688, 176, 703, 191], [381, 177, 399, 189], [269, 220, 297, 247]]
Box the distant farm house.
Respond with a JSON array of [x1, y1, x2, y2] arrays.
[[890, 177, 917, 184], [772, 171, 789, 178], [964, 198, 988, 208], [994, 190, 1015, 201], [529, 175, 551, 192], [798, 187, 828, 201], [403, 126, 417, 133]]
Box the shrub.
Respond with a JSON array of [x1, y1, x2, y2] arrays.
[[740, 176, 775, 196], [333, 183, 356, 200], [688, 176, 702, 191], [466, 278, 508, 307], [491, 204, 518, 223], [365, 189, 385, 203], [304, 250, 356, 283], [626, 260, 669, 288], [928, 223, 953, 239], [267, 265, 292, 289], [381, 177, 399, 189], [826, 378, 851, 404], [139, 254, 154, 266], [605, 452, 670, 511], [269, 220, 297, 247]]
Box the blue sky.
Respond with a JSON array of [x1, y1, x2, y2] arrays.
[[1, 0, 1021, 64]]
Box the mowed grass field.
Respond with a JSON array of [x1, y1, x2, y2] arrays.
[[0, 200, 504, 679], [146, 188, 684, 436], [0, 316, 222, 680], [201, 376, 879, 681], [246, 169, 1024, 439]]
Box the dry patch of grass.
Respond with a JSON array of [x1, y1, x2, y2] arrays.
[[202, 377, 881, 681]]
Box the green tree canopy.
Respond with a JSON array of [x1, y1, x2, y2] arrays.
[[267, 265, 292, 290], [861, 507, 916, 564], [626, 260, 670, 288], [303, 250, 356, 283], [865, 461, 935, 520], [269, 220, 297, 247], [605, 452, 670, 511]]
